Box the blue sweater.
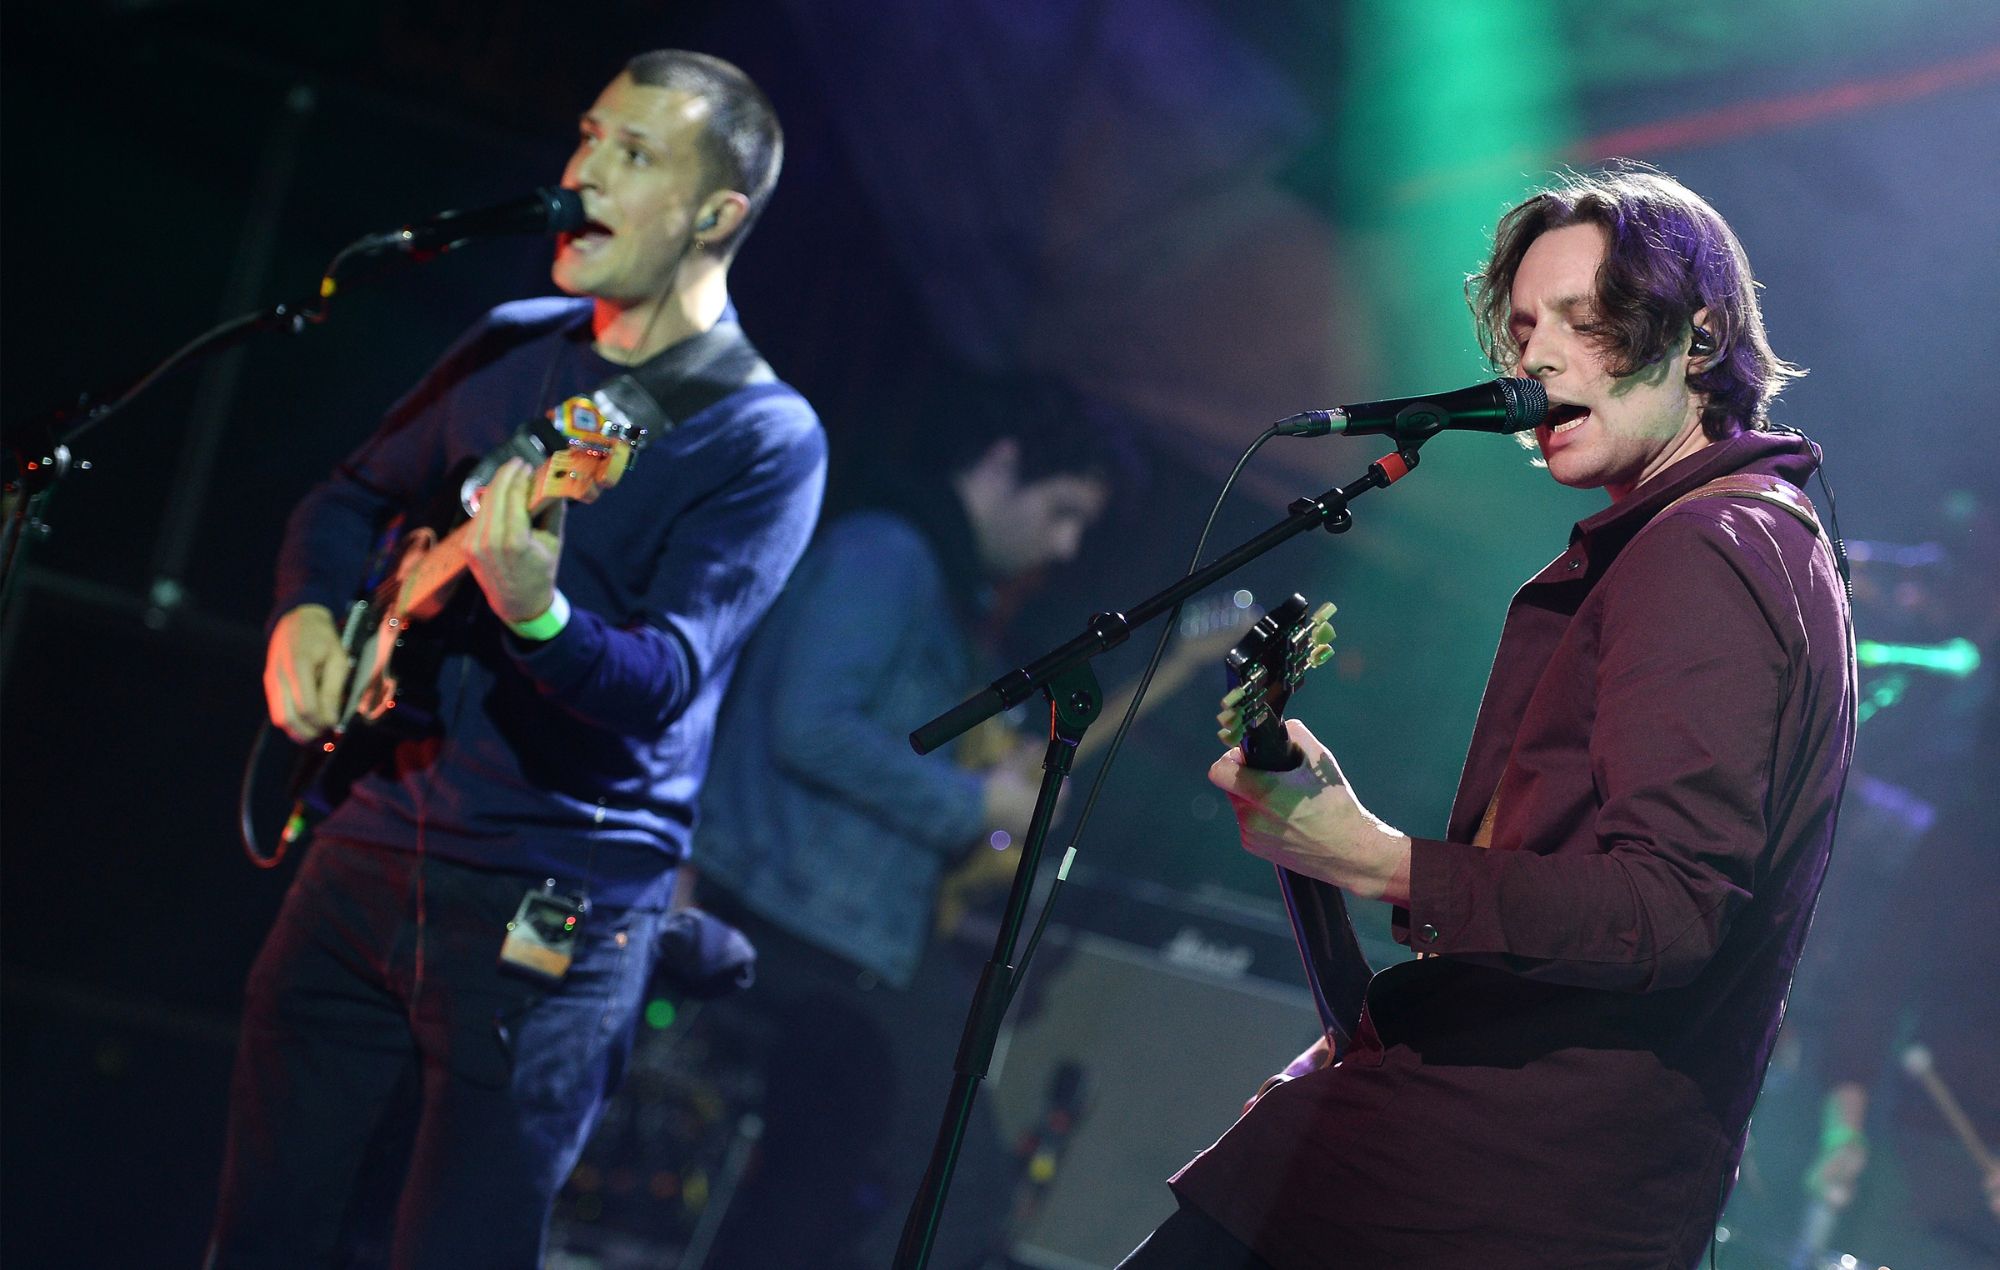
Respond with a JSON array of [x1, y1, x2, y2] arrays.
[[272, 297, 826, 909]]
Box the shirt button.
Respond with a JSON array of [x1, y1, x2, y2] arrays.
[[1420, 923, 1440, 943]]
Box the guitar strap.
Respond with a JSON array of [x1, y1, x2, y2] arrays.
[[602, 322, 776, 441], [1470, 473, 1837, 852], [464, 322, 776, 502], [1657, 472, 1830, 538]]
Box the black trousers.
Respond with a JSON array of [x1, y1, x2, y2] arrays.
[[206, 839, 665, 1269], [1117, 1203, 1279, 1270]]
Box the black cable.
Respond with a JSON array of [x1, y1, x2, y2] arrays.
[[1768, 421, 1853, 597], [1008, 425, 1281, 995], [224, 231, 450, 872], [238, 720, 291, 869]]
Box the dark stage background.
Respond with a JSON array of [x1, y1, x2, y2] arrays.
[[4, 2, 1998, 1266]]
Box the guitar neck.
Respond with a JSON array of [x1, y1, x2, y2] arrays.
[[1214, 591, 1365, 1051], [1240, 712, 1304, 773]]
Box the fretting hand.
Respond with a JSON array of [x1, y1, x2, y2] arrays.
[[465, 458, 568, 625], [1208, 718, 1413, 905]]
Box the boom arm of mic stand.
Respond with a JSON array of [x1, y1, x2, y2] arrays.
[[0, 223, 422, 628], [910, 442, 1427, 757], [8, 213, 457, 476], [0, 293, 325, 631]]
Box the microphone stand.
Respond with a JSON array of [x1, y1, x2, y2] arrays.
[[0, 294, 325, 632], [893, 430, 1437, 1270], [0, 234, 462, 634]]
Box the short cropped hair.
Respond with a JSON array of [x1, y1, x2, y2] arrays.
[[1467, 163, 1803, 438], [624, 50, 783, 249]]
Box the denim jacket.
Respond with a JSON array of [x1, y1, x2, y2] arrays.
[[694, 504, 991, 987]]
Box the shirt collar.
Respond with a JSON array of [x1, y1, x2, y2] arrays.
[[568, 300, 747, 381], [1568, 429, 1821, 561]]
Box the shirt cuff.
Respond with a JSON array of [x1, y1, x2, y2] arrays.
[[1393, 835, 1483, 953], [506, 589, 572, 642]]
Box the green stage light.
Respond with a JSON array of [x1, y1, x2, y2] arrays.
[[1855, 637, 1981, 678]]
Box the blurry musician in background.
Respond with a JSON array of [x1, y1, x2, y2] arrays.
[[1805, 763, 2000, 1267], [690, 377, 1130, 1269], [1799, 516, 1999, 1269], [208, 51, 825, 1268], [1122, 166, 1857, 1269]]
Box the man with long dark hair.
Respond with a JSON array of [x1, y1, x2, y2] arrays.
[[1121, 166, 1856, 1268]]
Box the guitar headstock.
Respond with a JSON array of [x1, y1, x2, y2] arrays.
[[1217, 593, 1335, 773], [531, 394, 645, 505]]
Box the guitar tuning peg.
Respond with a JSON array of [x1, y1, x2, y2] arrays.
[[1217, 725, 1241, 745], [1309, 643, 1334, 668], [1312, 621, 1335, 644], [1311, 601, 1336, 622], [1216, 707, 1240, 728], [1221, 686, 1246, 708]]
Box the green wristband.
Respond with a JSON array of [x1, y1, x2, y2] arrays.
[[508, 590, 572, 642]]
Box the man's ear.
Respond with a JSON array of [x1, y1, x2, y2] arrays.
[[695, 192, 752, 248]]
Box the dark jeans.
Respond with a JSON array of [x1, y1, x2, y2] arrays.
[[206, 839, 666, 1269], [1117, 1203, 1279, 1270]]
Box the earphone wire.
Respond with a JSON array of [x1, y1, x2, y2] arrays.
[[1767, 419, 1853, 598]]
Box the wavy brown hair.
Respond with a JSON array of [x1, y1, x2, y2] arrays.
[[1468, 164, 1803, 438]]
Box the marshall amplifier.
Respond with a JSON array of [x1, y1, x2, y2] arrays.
[[975, 865, 1405, 1269]]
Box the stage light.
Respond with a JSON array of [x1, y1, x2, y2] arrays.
[[1855, 637, 1979, 677]]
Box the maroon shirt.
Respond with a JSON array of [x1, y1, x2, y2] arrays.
[[1171, 432, 1856, 1269]]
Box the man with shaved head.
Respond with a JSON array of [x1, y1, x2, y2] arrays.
[[208, 51, 824, 1267]]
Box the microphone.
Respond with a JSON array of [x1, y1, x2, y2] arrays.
[[1276, 376, 1548, 439], [358, 187, 586, 255]]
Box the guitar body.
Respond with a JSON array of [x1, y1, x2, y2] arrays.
[[345, 526, 453, 730], [272, 531, 453, 851], [1222, 594, 1374, 1055]]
